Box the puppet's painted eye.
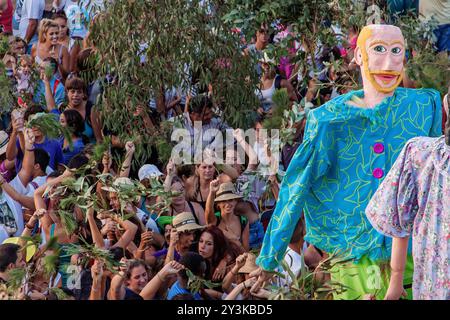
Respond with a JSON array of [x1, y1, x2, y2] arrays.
[[391, 47, 402, 54], [374, 45, 387, 53]]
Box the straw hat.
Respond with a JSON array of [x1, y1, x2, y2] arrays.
[[2, 237, 37, 262], [238, 253, 258, 274], [172, 212, 205, 233], [214, 182, 243, 202], [0, 131, 9, 156]]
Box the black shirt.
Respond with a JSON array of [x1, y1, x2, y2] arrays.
[[124, 287, 143, 300]]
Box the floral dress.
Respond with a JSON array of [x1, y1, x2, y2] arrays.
[[366, 136, 450, 300]]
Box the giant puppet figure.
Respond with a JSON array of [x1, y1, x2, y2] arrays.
[[253, 25, 443, 299]]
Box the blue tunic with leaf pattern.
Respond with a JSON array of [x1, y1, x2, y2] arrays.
[[256, 87, 442, 271]]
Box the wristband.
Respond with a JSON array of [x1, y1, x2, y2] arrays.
[[26, 148, 35, 151], [25, 223, 35, 230], [157, 273, 165, 282]]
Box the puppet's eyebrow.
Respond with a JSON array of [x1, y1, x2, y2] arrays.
[[369, 40, 404, 47], [389, 41, 404, 47]]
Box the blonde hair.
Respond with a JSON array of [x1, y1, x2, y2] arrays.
[[38, 19, 59, 43]]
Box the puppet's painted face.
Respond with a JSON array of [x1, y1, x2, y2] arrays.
[[356, 25, 405, 94]]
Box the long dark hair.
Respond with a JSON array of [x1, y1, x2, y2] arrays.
[[63, 109, 85, 138], [200, 226, 227, 272]]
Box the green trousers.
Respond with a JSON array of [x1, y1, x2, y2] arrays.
[[330, 255, 414, 300]]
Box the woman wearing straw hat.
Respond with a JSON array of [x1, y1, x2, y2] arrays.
[[205, 180, 249, 251]]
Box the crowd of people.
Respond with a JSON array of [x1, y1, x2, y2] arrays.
[[0, 0, 449, 301]]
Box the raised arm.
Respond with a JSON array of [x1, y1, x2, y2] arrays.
[[6, 117, 24, 161], [134, 231, 152, 260], [112, 215, 138, 249], [140, 260, 184, 300], [97, 210, 138, 250], [89, 260, 105, 300], [108, 270, 126, 300], [41, 71, 57, 111], [17, 128, 35, 187], [87, 208, 105, 249], [119, 141, 135, 178], [222, 253, 247, 293], [90, 107, 104, 144], [19, 209, 46, 248], [204, 179, 220, 225], [163, 159, 176, 192], [34, 169, 73, 211], [164, 228, 178, 265]]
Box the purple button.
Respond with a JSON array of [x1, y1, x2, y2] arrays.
[[373, 168, 384, 179], [374, 143, 384, 154]]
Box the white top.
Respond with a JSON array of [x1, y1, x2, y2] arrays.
[[18, 0, 45, 45], [256, 79, 276, 112], [279, 247, 303, 286], [0, 174, 47, 243], [254, 142, 272, 175], [25, 175, 47, 198], [12, 0, 25, 32], [0, 175, 28, 242]]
